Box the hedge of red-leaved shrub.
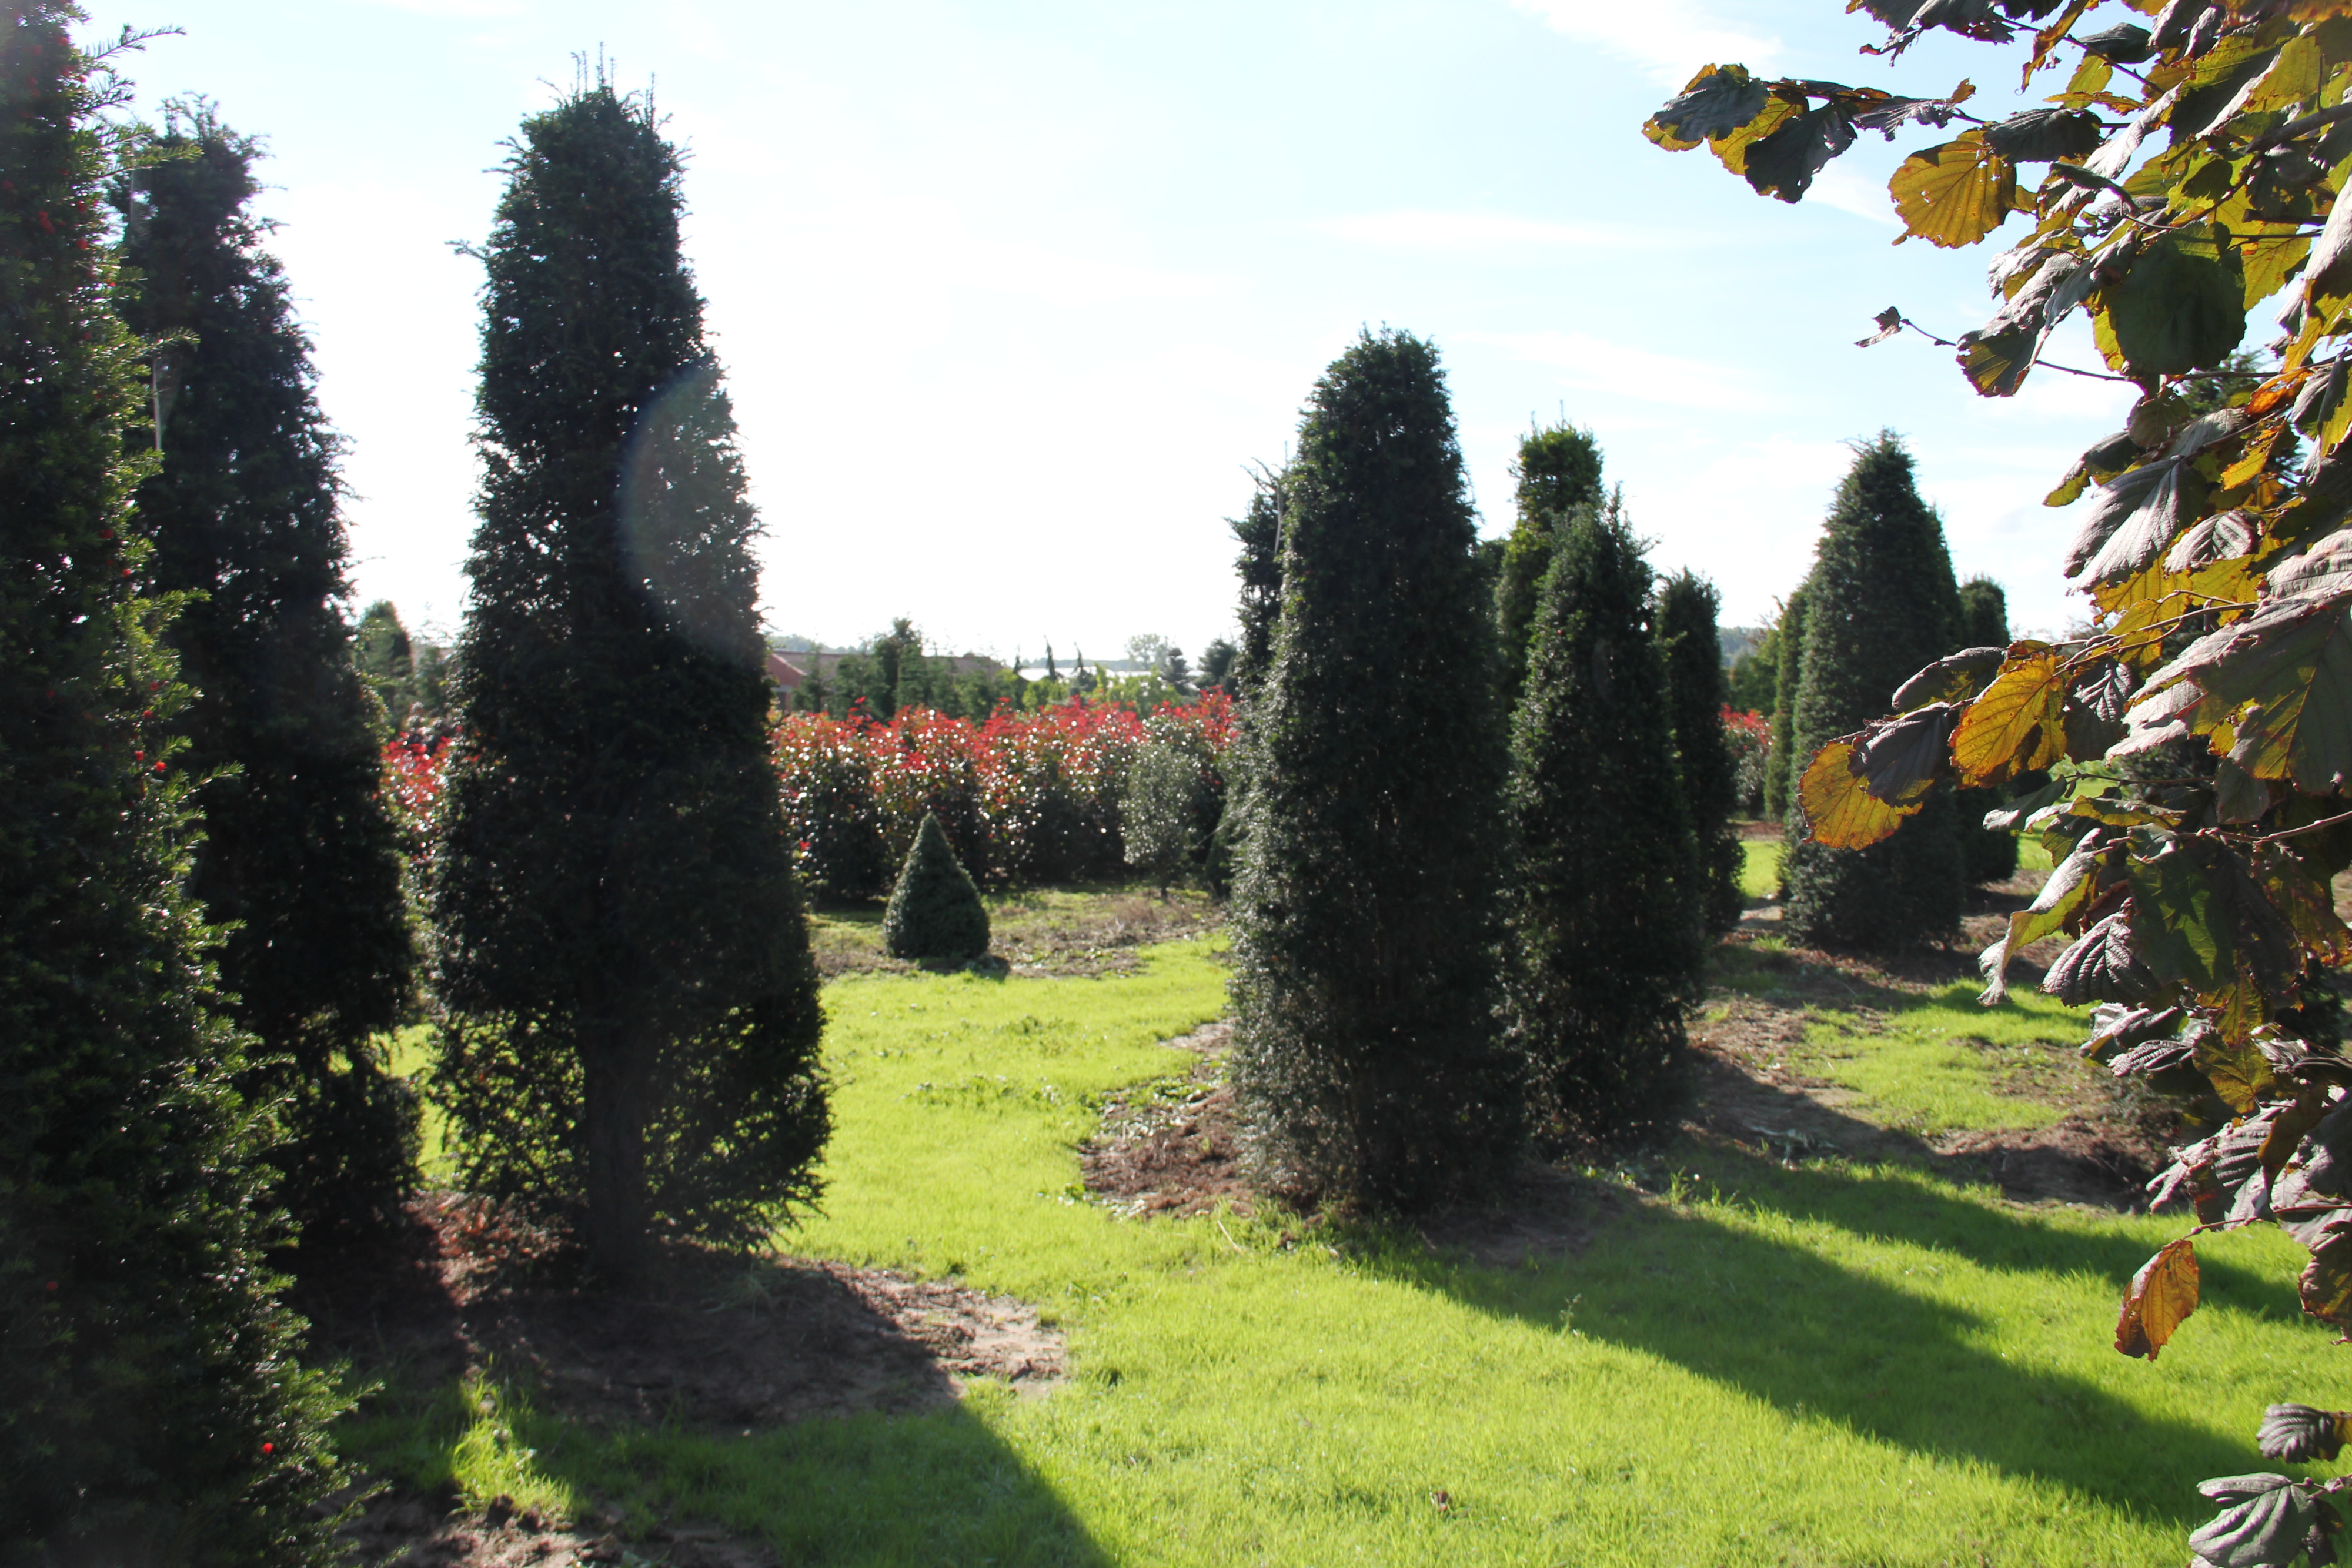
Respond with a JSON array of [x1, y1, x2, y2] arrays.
[[382, 691, 1237, 900], [776, 692, 1234, 897], [1722, 704, 1770, 815]]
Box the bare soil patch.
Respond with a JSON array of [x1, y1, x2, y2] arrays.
[[299, 1196, 1065, 1566], [302, 1196, 1065, 1431], [1080, 890, 2173, 1227], [1081, 1021, 1249, 1218], [340, 1490, 772, 1567]]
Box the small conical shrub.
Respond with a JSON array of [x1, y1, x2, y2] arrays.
[[1782, 434, 1965, 949], [885, 813, 991, 959]]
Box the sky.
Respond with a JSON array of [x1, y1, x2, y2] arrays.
[[80, 0, 2146, 658]]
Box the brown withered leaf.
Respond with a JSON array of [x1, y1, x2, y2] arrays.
[[2263, 1082, 2336, 1182], [2117, 1237, 2200, 1359], [2303, 1232, 2352, 1327]]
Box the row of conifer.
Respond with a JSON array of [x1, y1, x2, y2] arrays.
[[1220, 337, 2006, 1208], [1221, 330, 1743, 1208]]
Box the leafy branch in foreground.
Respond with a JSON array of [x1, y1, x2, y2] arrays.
[[1649, 3, 2352, 1560]]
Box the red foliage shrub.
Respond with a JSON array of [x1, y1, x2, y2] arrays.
[[772, 693, 1234, 895]]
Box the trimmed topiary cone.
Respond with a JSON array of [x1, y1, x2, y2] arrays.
[[885, 813, 990, 959]]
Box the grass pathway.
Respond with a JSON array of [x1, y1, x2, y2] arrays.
[[362, 936, 2352, 1566]]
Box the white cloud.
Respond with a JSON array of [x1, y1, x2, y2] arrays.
[[1508, 0, 1780, 84], [1311, 209, 1661, 251], [1804, 162, 1902, 228], [358, 0, 524, 15], [1466, 329, 1776, 413]]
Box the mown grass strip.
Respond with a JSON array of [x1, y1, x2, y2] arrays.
[[346, 937, 2352, 1566]]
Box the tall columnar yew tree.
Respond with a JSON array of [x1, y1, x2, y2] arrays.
[[1, 9, 346, 1559], [1494, 421, 1603, 714], [1656, 569, 1745, 935], [1230, 329, 1519, 1210], [1506, 502, 1703, 1138], [1952, 576, 2017, 884], [431, 81, 827, 1279], [1762, 579, 1810, 818], [1780, 434, 1963, 949], [1227, 464, 1285, 701], [115, 106, 416, 1240]]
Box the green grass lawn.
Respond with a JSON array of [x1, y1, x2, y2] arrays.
[[348, 936, 2352, 1566], [1710, 939, 2093, 1138]]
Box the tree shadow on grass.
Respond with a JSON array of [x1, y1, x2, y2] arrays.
[[310, 1214, 1108, 1566], [1367, 1142, 2303, 1527]]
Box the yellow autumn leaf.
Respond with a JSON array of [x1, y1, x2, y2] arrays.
[[2090, 548, 2274, 616], [1951, 652, 2069, 784], [1797, 739, 1916, 850], [1889, 131, 2019, 249], [2117, 1238, 2200, 1360]]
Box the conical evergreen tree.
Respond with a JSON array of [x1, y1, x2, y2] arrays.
[[115, 105, 417, 1241], [1953, 575, 2018, 882], [1506, 502, 1704, 1140], [1656, 569, 1744, 935], [1957, 575, 2009, 650], [1762, 581, 1810, 819], [1230, 328, 1519, 1210], [1494, 421, 1603, 714], [1, 12, 346, 1557], [884, 813, 991, 959], [355, 598, 417, 719], [1782, 434, 1965, 948], [1229, 465, 1285, 701], [430, 79, 827, 1280]]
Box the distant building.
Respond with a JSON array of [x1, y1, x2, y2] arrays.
[[766, 650, 809, 692]]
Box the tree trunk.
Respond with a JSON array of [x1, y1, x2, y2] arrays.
[[581, 1019, 653, 1283]]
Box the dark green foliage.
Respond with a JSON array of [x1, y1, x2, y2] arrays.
[[884, 813, 991, 959], [876, 616, 916, 718], [116, 106, 418, 1241], [1495, 422, 1604, 714], [430, 81, 827, 1278], [1657, 570, 1745, 935], [0, 12, 348, 1558], [356, 599, 452, 727], [1726, 622, 1779, 714], [1229, 466, 1285, 700], [1230, 329, 1520, 1211], [825, 623, 1013, 721], [1953, 576, 2019, 883], [1124, 735, 1220, 895], [1782, 434, 1966, 949], [1505, 503, 1705, 1141], [1199, 637, 1237, 691], [356, 599, 412, 709], [1763, 583, 1810, 818], [1956, 576, 2009, 650]]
